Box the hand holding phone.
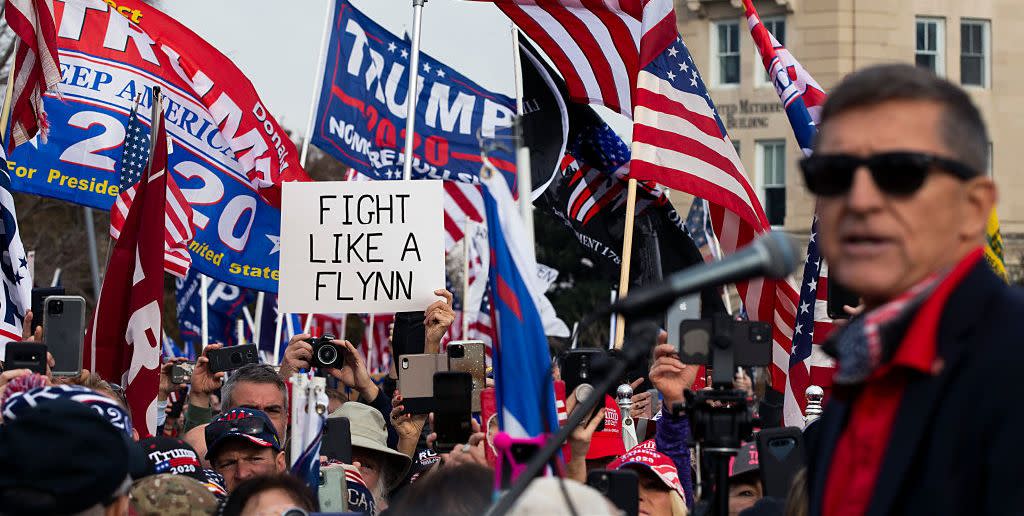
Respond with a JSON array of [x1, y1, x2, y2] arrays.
[[397, 353, 448, 414]]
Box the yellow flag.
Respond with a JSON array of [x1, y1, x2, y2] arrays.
[[985, 208, 1008, 281]]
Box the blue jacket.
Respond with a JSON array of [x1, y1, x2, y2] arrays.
[[655, 403, 694, 506]]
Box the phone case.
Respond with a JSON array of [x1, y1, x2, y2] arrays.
[[587, 469, 639, 516], [398, 353, 448, 414], [756, 426, 805, 499], [432, 372, 473, 452], [318, 464, 348, 512], [447, 340, 486, 412], [43, 296, 86, 377], [4, 342, 48, 374]]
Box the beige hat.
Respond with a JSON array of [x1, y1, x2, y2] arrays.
[[330, 402, 412, 489], [129, 474, 219, 516]]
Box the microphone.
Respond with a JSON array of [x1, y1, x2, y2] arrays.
[[610, 231, 801, 316]]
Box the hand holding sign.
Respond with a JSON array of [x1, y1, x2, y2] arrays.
[[278, 181, 445, 314]]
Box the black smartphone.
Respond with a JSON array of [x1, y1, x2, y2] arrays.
[[391, 311, 426, 357], [827, 280, 860, 320], [756, 426, 805, 500], [166, 387, 188, 419], [559, 349, 607, 432], [44, 296, 86, 377], [30, 287, 64, 335], [4, 342, 48, 374], [322, 416, 353, 464], [677, 319, 772, 367], [587, 469, 639, 516], [432, 371, 473, 453], [206, 344, 259, 374]]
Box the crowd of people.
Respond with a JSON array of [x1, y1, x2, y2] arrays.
[[0, 64, 1020, 516]]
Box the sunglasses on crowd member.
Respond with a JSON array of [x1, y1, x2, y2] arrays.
[[799, 151, 980, 197]]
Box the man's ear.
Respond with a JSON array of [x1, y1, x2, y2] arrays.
[[961, 177, 997, 242], [276, 450, 287, 472]]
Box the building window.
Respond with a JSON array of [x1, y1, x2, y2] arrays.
[[961, 19, 990, 87], [916, 17, 945, 76], [714, 20, 741, 86], [756, 17, 786, 86], [757, 140, 786, 226], [732, 140, 741, 158]]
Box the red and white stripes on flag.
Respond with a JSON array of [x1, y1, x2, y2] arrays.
[[110, 148, 195, 279], [4, 0, 61, 151], [489, 0, 802, 401], [476, 0, 677, 117]]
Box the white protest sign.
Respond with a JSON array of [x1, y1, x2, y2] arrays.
[[278, 180, 445, 313]]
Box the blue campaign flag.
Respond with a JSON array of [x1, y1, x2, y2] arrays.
[[311, 0, 517, 184], [481, 170, 557, 437], [175, 268, 255, 349], [256, 293, 302, 364]]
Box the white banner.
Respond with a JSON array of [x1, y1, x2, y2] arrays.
[[279, 180, 445, 313]]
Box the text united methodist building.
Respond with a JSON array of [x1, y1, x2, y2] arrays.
[[672, 0, 1024, 276]]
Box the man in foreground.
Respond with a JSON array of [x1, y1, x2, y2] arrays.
[[802, 63, 1024, 515], [205, 408, 286, 493]]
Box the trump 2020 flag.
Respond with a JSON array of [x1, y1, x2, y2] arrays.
[[481, 170, 557, 437], [0, 148, 33, 348]]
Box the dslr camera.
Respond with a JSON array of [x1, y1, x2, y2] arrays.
[[308, 333, 342, 369]]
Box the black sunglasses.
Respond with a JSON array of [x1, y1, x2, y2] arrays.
[[205, 416, 276, 444], [799, 151, 979, 197]]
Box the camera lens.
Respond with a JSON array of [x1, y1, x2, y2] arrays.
[[49, 300, 64, 315], [449, 344, 464, 359], [317, 343, 339, 367], [230, 351, 243, 365]]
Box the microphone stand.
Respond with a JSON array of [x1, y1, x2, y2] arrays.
[[485, 322, 657, 516]]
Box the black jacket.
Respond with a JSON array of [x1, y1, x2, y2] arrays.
[[805, 260, 1024, 515]]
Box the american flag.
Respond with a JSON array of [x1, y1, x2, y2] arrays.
[[4, 0, 61, 151], [744, 0, 835, 425], [110, 104, 195, 278], [684, 197, 718, 261], [475, 0, 677, 117], [489, 0, 802, 416], [627, 31, 809, 426], [85, 97, 172, 438], [361, 313, 394, 375]]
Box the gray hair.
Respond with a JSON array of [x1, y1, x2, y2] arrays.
[[817, 63, 989, 174], [221, 363, 288, 411]]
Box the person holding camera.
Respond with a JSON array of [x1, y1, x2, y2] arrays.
[[649, 337, 697, 507]]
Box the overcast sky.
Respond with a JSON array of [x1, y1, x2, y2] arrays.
[[162, 0, 631, 140]]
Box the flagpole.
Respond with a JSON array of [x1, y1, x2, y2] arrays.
[[200, 272, 209, 350], [511, 26, 535, 244], [462, 220, 471, 339], [401, 0, 427, 181], [299, 0, 335, 168], [253, 291, 265, 345], [0, 41, 17, 144], [273, 306, 284, 365], [613, 179, 639, 349], [83, 207, 102, 297]]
